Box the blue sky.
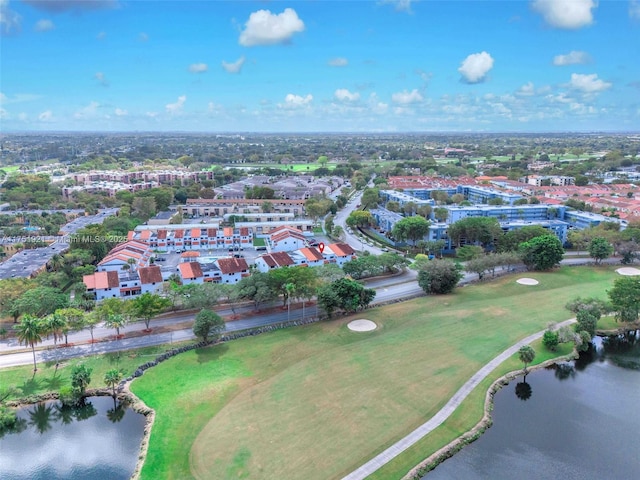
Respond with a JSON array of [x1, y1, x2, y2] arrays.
[[1, 0, 639, 132]]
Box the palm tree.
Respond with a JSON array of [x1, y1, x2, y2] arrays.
[[49, 253, 64, 272], [104, 369, 123, 398], [45, 312, 66, 350], [518, 345, 536, 373], [14, 315, 44, 372], [104, 313, 126, 338]]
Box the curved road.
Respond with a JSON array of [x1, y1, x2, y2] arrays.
[[341, 318, 577, 480], [0, 257, 609, 370]]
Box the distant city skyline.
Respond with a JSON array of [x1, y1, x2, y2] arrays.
[[1, 0, 639, 133]]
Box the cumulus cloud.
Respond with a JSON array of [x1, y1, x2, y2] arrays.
[[334, 89, 360, 102], [517, 82, 536, 96], [22, 0, 118, 13], [165, 95, 186, 114], [34, 18, 54, 31], [221, 56, 245, 74], [328, 57, 348, 67], [631, 0, 640, 20], [1, 0, 22, 36], [531, 0, 596, 29], [188, 63, 208, 74], [458, 51, 494, 83], [391, 89, 423, 104], [553, 50, 590, 66], [73, 101, 99, 119], [38, 110, 53, 121], [114, 108, 127, 116], [239, 8, 304, 46], [279, 93, 313, 109], [379, 0, 413, 13], [569, 73, 612, 93]]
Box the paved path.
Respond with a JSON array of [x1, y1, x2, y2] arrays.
[[342, 318, 577, 480]]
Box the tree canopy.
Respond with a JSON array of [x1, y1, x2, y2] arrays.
[[447, 217, 502, 249], [417, 259, 463, 294], [391, 216, 430, 246], [608, 277, 640, 323], [519, 234, 564, 271]]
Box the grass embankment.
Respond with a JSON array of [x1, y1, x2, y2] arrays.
[[128, 266, 617, 480], [0, 344, 189, 402], [367, 338, 575, 480]]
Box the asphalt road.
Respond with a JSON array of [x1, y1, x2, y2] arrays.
[[0, 256, 615, 370]]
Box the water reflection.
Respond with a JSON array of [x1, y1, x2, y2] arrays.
[[0, 396, 146, 480], [425, 334, 640, 480], [514, 379, 532, 401]]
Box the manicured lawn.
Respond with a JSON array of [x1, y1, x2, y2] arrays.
[[130, 266, 617, 480], [0, 344, 183, 401]]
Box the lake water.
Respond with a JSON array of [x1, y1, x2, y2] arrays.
[[424, 333, 640, 480], [0, 396, 146, 480]]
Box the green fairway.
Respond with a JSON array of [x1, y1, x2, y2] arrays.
[[129, 266, 617, 480]]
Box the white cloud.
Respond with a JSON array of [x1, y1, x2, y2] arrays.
[[553, 50, 590, 66], [569, 73, 612, 93], [73, 101, 99, 119], [279, 93, 313, 109], [146, 111, 158, 118], [379, 0, 413, 13], [1, 0, 22, 36], [221, 56, 245, 74], [0, 107, 8, 119], [38, 110, 53, 121], [458, 51, 494, 83], [328, 57, 348, 67], [531, 0, 596, 29], [0, 92, 41, 104], [334, 89, 360, 102], [368, 93, 388, 114], [138, 32, 148, 42], [114, 108, 127, 116], [94, 72, 109, 87], [34, 19, 54, 32], [239, 8, 304, 47], [631, 0, 640, 20], [96, 31, 106, 40], [188, 63, 208, 74], [391, 89, 423, 104], [165, 95, 186, 115], [517, 82, 536, 96]]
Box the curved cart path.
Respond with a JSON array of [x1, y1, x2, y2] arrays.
[[342, 318, 576, 480]]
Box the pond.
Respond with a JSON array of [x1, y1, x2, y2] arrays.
[[424, 332, 640, 479], [0, 396, 147, 480]]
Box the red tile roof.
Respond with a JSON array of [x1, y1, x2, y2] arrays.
[[191, 228, 200, 238], [138, 265, 163, 284], [83, 270, 119, 290], [157, 230, 167, 239], [174, 229, 184, 238], [329, 242, 355, 257], [270, 251, 294, 266], [299, 247, 324, 261], [217, 257, 249, 274], [178, 262, 203, 279], [181, 251, 200, 258]]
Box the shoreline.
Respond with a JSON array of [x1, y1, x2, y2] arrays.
[[402, 350, 578, 480]]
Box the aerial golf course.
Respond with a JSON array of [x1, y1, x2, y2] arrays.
[[129, 266, 618, 480]]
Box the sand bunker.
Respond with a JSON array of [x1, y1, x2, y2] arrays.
[[616, 267, 640, 276], [516, 278, 539, 285], [347, 319, 377, 332]]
